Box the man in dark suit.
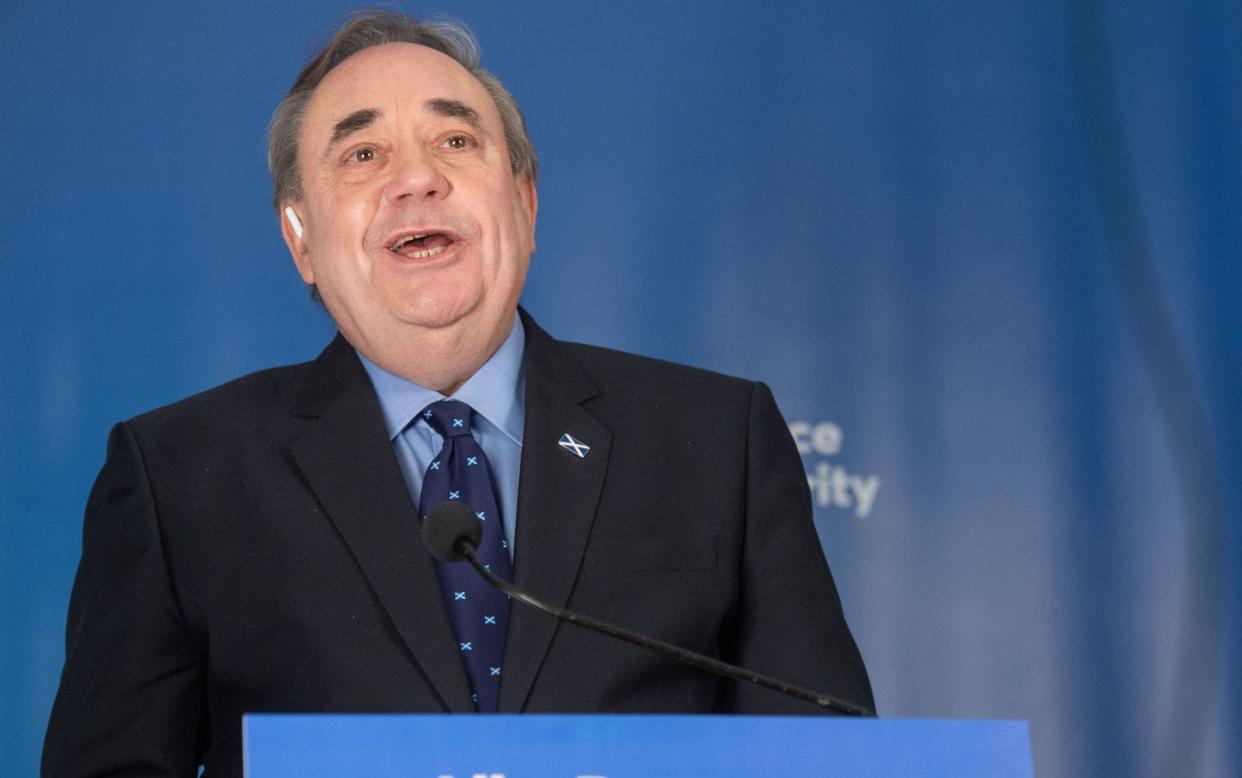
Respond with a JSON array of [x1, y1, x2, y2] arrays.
[[44, 11, 872, 777]]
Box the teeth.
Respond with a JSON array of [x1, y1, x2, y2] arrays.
[[389, 233, 433, 251], [409, 245, 446, 259]]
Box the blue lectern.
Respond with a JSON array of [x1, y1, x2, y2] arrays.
[[243, 714, 1033, 777]]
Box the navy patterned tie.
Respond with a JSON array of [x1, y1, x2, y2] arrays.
[[417, 400, 513, 712]]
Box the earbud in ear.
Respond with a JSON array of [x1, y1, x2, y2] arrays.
[[284, 206, 304, 239]]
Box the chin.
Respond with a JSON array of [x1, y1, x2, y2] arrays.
[[391, 293, 482, 331]]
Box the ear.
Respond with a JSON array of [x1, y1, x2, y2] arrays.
[[279, 202, 315, 285]]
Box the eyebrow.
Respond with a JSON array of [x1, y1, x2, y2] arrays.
[[426, 98, 483, 132], [328, 108, 381, 147]]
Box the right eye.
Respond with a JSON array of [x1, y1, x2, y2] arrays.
[[351, 147, 376, 163]]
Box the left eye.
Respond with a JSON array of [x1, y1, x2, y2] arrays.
[[444, 135, 471, 150]]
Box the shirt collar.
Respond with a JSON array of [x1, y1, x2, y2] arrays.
[[357, 313, 526, 445]]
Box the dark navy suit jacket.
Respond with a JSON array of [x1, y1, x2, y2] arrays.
[[44, 312, 873, 777]]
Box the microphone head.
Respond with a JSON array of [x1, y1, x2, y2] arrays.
[[422, 501, 483, 562]]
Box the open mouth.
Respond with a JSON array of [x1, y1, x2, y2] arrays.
[[388, 232, 455, 259]]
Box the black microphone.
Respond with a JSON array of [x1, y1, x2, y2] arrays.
[[422, 501, 873, 717]]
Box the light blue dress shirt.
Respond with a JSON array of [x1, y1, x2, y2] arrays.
[[357, 315, 525, 558]]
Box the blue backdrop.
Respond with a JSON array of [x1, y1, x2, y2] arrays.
[[2, 2, 1238, 776]]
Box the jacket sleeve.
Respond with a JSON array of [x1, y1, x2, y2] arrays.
[[717, 382, 876, 715], [43, 422, 206, 777]]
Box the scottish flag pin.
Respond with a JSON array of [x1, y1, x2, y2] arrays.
[[558, 433, 590, 458]]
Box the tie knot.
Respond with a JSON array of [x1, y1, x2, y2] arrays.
[[419, 399, 474, 438]]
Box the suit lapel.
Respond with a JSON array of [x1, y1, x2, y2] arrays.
[[286, 335, 474, 712], [499, 314, 612, 711]]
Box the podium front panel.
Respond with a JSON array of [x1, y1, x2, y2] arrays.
[[243, 714, 1032, 777]]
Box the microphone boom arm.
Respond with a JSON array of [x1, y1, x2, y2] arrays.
[[460, 542, 873, 717]]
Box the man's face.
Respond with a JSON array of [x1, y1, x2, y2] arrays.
[[283, 43, 536, 370]]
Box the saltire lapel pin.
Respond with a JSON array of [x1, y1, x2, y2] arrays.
[[558, 433, 590, 458]]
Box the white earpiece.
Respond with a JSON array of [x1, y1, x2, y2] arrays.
[[284, 206, 304, 239]]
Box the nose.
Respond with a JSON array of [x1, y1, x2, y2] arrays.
[[382, 145, 451, 204]]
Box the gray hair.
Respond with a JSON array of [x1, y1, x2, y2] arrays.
[[267, 10, 539, 213]]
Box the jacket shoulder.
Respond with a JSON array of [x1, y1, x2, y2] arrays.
[[125, 358, 315, 439], [561, 341, 757, 398]]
